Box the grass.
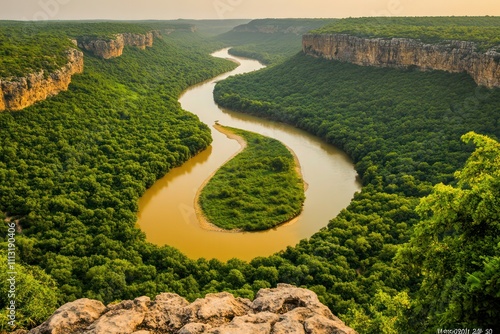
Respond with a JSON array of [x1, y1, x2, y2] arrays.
[[198, 126, 305, 231]]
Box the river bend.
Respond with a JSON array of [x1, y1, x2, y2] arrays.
[[137, 49, 361, 261]]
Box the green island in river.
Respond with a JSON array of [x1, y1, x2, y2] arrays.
[[198, 125, 306, 231]]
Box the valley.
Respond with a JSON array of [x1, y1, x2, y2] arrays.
[[0, 17, 499, 334], [137, 48, 359, 260]]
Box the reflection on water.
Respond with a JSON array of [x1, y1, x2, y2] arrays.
[[137, 49, 361, 261]]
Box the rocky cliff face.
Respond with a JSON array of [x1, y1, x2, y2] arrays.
[[303, 33, 500, 88], [78, 31, 156, 59], [0, 48, 84, 112], [20, 284, 357, 334]]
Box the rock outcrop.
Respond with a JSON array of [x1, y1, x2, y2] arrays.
[[78, 31, 157, 59], [303, 33, 500, 88], [24, 284, 357, 334], [0, 48, 84, 112], [0, 30, 159, 111]]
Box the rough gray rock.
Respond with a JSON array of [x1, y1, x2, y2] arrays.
[[142, 293, 190, 332], [27, 284, 357, 334], [183, 292, 251, 327], [303, 33, 500, 88], [85, 297, 149, 334]]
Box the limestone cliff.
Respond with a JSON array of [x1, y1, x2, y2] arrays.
[[0, 48, 84, 112], [19, 284, 357, 334], [303, 33, 500, 88], [78, 31, 157, 59]]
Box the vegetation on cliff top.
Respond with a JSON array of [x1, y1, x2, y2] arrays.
[[0, 21, 191, 78], [311, 16, 500, 51], [0, 22, 73, 77], [199, 126, 305, 231]]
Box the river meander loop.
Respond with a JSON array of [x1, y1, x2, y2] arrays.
[[137, 48, 361, 261]]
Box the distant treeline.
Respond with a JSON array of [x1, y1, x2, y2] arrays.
[[217, 18, 336, 64]]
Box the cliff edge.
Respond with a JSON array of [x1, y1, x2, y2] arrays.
[[303, 33, 500, 88], [78, 31, 158, 59], [0, 30, 160, 112], [0, 48, 84, 112], [17, 284, 357, 334]]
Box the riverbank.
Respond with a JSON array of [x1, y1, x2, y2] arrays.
[[194, 123, 247, 233], [197, 125, 306, 232], [194, 124, 308, 233]]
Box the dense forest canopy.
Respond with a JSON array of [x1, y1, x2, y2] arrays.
[[311, 16, 500, 51], [398, 132, 500, 329], [0, 22, 73, 77], [1, 17, 499, 333], [229, 18, 336, 32]]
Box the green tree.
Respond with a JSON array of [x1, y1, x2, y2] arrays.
[[343, 290, 411, 334], [226, 269, 246, 288], [0, 252, 60, 331], [397, 132, 500, 331]]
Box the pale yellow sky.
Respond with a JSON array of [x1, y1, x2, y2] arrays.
[[1, 0, 499, 20]]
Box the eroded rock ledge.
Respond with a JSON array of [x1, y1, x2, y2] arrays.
[[78, 31, 160, 59], [22, 284, 357, 334], [303, 33, 500, 88], [0, 30, 161, 112], [0, 48, 84, 112]]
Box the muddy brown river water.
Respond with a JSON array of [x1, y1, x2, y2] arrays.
[[137, 49, 361, 261]]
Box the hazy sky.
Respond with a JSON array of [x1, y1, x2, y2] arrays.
[[1, 0, 499, 21]]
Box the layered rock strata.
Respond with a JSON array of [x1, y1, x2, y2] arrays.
[[0, 48, 84, 111], [303, 33, 500, 88], [23, 284, 357, 334], [78, 31, 156, 59]]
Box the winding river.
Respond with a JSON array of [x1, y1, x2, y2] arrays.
[[137, 49, 361, 261]]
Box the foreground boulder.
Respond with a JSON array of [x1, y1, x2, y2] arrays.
[[25, 284, 357, 334]]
